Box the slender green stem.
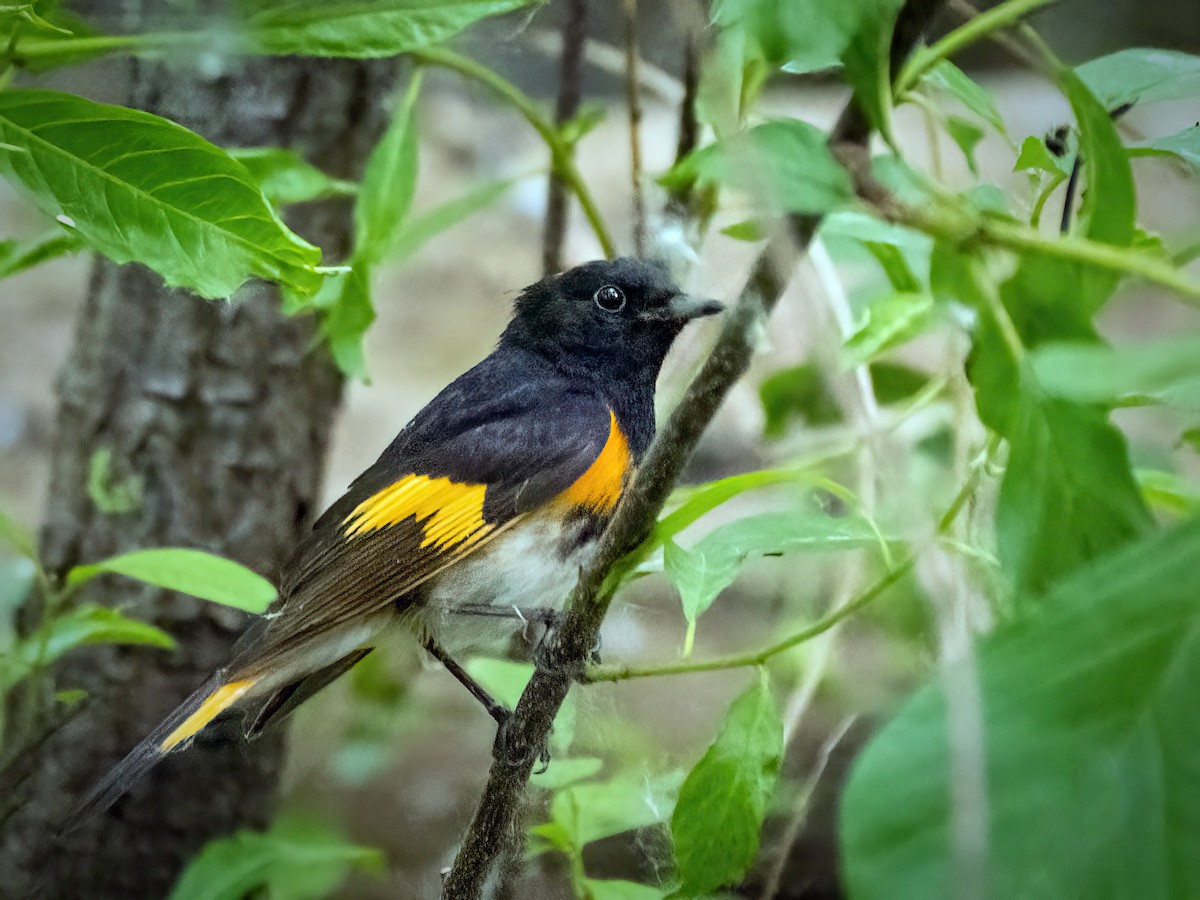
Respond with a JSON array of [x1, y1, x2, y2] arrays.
[[412, 47, 616, 259], [978, 219, 1200, 301], [586, 436, 1000, 684], [895, 0, 1059, 94], [587, 559, 915, 682]]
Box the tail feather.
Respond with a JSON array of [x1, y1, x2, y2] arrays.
[[65, 670, 259, 830]]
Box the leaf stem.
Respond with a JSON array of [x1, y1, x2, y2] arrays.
[[411, 47, 616, 259], [895, 0, 1058, 95]]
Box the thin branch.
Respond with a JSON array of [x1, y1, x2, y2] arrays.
[[622, 0, 646, 256], [439, 2, 951, 896], [542, 0, 587, 275], [411, 47, 616, 260]]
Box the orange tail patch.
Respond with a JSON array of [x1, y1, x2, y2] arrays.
[[160, 678, 256, 751]]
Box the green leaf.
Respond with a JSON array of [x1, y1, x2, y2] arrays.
[[1138, 469, 1200, 517], [665, 513, 883, 653], [841, 516, 1200, 900], [712, 0, 844, 74], [663, 119, 853, 216], [759, 363, 842, 437], [2, 604, 174, 691], [319, 262, 374, 381], [0, 229, 79, 278], [228, 147, 355, 205], [355, 72, 422, 264], [921, 61, 1006, 133], [933, 250, 1150, 596], [0, 89, 323, 299], [1030, 335, 1200, 407], [1076, 47, 1200, 110], [241, 0, 538, 58], [944, 115, 985, 175], [548, 771, 679, 851], [67, 548, 276, 612], [168, 816, 382, 900], [844, 292, 937, 365], [1132, 125, 1200, 171], [840, 0, 905, 140], [1013, 135, 1068, 175], [586, 879, 666, 900], [0, 505, 35, 558], [671, 671, 783, 897], [387, 175, 518, 261]]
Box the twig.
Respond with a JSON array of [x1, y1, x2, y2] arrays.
[[542, 0, 587, 275], [439, 2, 950, 896], [622, 0, 646, 256], [411, 47, 616, 260]]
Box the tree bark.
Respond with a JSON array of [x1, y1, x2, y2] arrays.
[[0, 36, 394, 900]]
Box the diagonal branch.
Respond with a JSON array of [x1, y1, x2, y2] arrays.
[[440, 2, 949, 896]]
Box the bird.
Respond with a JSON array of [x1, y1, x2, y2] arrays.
[[70, 257, 722, 822]]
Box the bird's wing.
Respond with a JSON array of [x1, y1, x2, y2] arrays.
[[259, 384, 629, 658]]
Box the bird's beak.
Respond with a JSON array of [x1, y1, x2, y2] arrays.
[[666, 294, 725, 322]]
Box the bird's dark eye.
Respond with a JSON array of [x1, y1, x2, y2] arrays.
[[594, 284, 626, 313]]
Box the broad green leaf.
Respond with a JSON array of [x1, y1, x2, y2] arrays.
[[0, 90, 323, 299], [934, 249, 1150, 596], [671, 671, 782, 897], [759, 363, 842, 437], [355, 71, 422, 264], [228, 147, 355, 205], [1132, 125, 1200, 171], [168, 817, 382, 900], [0, 229, 79, 278], [1061, 67, 1135, 253], [921, 61, 1006, 133], [1030, 335, 1200, 407], [1013, 135, 1067, 175], [586, 879, 666, 900], [665, 513, 883, 653], [841, 515, 1200, 900], [318, 262, 374, 380], [2, 604, 174, 691], [664, 538, 740, 656], [944, 115, 985, 175], [544, 771, 679, 852], [840, 0, 905, 140], [0, 505, 35, 558], [1076, 47, 1200, 110], [820, 210, 932, 251], [67, 548, 276, 612], [844, 292, 937, 365], [387, 175, 518, 261], [241, 0, 537, 58], [712, 0, 843, 74], [662, 120, 853, 216]]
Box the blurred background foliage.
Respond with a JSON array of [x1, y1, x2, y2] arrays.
[[0, 0, 1199, 897]]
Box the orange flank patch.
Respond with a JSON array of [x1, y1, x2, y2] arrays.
[[161, 678, 256, 751], [559, 410, 632, 513], [342, 474, 491, 549]]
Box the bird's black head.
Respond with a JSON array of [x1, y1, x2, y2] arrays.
[[500, 258, 723, 387]]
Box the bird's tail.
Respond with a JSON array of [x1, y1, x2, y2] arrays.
[[65, 669, 260, 829]]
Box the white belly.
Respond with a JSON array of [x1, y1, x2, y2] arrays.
[[417, 512, 598, 653]]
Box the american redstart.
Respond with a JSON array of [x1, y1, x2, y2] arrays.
[[71, 257, 722, 821]]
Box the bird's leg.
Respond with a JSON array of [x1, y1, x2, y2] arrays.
[[451, 603, 564, 643], [422, 637, 509, 727]]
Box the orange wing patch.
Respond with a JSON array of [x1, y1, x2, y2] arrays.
[[342, 474, 491, 549], [558, 410, 632, 512], [161, 678, 256, 751]]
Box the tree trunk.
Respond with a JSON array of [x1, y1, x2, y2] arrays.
[[0, 36, 394, 900]]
